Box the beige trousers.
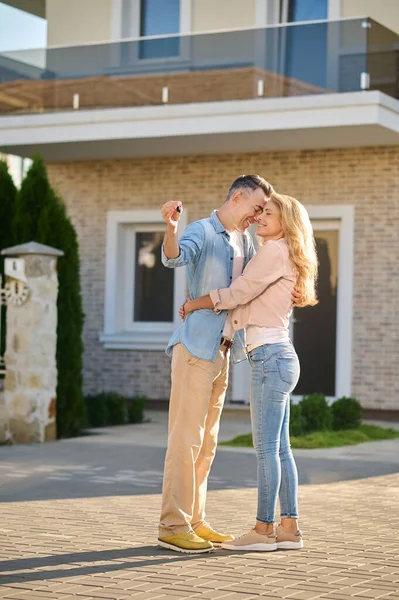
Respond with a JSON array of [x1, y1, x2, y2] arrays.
[[159, 342, 230, 536]]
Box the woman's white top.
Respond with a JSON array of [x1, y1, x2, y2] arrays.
[[246, 325, 289, 352]]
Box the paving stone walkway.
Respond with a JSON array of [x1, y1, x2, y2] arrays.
[[1, 472, 399, 600]]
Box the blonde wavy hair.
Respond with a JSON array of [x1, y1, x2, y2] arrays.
[[265, 193, 318, 307]]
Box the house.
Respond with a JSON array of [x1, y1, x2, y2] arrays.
[[1, 0, 399, 417]]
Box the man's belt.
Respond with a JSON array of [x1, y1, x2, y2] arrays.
[[221, 337, 234, 350]]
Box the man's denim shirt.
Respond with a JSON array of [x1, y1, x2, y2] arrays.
[[162, 210, 255, 363]]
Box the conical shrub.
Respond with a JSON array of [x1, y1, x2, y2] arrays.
[[0, 159, 17, 259]]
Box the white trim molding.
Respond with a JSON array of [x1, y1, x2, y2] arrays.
[[328, 0, 341, 21], [256, 0, 280, 26], [111, 0, 124, 40], [101, 208, 187, 350], [180, 0, 192, 34], [307, 204, 354, 399]]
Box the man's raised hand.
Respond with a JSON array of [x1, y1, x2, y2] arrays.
[[161, 201, 183, 229]]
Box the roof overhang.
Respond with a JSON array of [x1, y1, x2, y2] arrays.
[[1, 91, 399, 161], [1, 0, 46, 18]]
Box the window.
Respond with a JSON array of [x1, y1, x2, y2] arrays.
[[140, 0, 180, 37], [280, 0, 329, 89], [285, 0, 328, 22], [101, 210, 187, 350], [133, 230, 174, 322], [139, 0, 180, 59], [113, 0, 190, 63], [125, 225, 175, 328]]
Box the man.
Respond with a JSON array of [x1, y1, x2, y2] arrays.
[[158, 174, 274, 554]]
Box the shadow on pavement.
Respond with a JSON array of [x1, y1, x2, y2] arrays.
[[0, 545, 225, 583]]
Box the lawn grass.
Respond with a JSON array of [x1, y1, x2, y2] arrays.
[[220, 424, 399, 449]]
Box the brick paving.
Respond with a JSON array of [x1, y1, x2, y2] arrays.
[[1, 473, 399, 600]]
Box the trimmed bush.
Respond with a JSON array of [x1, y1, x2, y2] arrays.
[[331, 396, 362, 430], [13, 156, 85, 438], [84, 392, 145, 427], [85, 393, 109, 428], [105, 393, 127, 425], [127, 395, 146, 424], [85, 392, 126, 427], [289, 401, 305, 437], [301, 393, 332, 433], [0, 160, 17, 255]]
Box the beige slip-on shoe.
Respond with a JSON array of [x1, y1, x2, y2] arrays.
[[221, 528, 277, 552], [276, 524, 304, 549]]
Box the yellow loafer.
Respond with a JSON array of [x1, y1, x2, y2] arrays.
[[158, 529, 214, 554], [194, 522, 234, 544]]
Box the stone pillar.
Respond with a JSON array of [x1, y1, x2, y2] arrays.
[[1, 242, 64, 444]]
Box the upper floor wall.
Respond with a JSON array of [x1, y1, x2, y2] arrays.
[[3, 0, 399, 47], [191, 0, 257, 33], [46, 0, 113, 46], [44, 0, 258, 47], [40, 0, 399, 48], [341, 0, 399, 36]]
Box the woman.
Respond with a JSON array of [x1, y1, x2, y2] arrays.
[[181, 193, 318, 552]]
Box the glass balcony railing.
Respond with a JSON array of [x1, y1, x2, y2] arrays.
[[0, 18, 397, 116]]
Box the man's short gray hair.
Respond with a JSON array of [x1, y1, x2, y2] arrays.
[[226, 174, 274, 201]]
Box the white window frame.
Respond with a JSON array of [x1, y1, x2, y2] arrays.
[[100, 209, 187, 350], [110, 0, 191, 73], [111, 0, 191, 40], [231, 204, 354, 404], [305, 205, 354, 400], [256, 0, 280, 26], [258, 1, 342, 103], [328, 0, 340, 21], [279, 0, 335, 24], [256, 0, 340, 26]]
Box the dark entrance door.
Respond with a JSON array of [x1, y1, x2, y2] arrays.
[[292, 228, 338, 397]]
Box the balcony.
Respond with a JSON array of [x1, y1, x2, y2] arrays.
[[1, 17, 399, 160]]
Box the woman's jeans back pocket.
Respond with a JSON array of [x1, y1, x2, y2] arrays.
[[276, 350, 300, 393]]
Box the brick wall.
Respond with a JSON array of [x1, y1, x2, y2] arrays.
[[47, 146, 399, 410]]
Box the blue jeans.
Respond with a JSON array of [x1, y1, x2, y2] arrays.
[[248, 342, 300, 524]]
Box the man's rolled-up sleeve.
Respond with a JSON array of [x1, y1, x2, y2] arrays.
[[161, 222, 205, 268]]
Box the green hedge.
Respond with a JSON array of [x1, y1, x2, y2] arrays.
[[127, 395, 147, 424], [84, 393, 146, 428], [290, 395, 362, 436], [0, 161, 17, 255], [300, 393, 332, 433], [331, 397, 362, 430], [289, 402, 305, 437]]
